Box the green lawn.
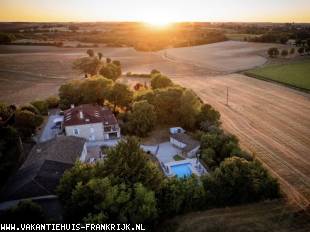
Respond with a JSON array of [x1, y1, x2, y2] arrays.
[[173, 155, 185, 161], [245, 60, 310, 91]]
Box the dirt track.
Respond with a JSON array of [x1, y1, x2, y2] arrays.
[[0, 42, 309, 208]]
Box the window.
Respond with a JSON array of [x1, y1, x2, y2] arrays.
[[73, 128, 79, 135]]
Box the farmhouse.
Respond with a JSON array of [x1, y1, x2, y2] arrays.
[[63, 104, 120, 141], [170, 127, 200, 158], [1, 136, 86, 200]]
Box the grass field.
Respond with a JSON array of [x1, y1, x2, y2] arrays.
[[159, 200, 310, 232], [245, 60, 310, 91]]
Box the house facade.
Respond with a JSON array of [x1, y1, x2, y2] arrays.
[[63, 104, 120, 141]]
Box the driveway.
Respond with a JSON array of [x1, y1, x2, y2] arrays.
[[39, 114, 63, 142]]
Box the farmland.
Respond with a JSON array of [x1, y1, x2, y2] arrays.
[[245, 60, 310, 91], [0, 41, 309, 209], [161, 200, 310, 232]]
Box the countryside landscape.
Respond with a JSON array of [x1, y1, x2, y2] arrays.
[[0, 0, 310, 231]]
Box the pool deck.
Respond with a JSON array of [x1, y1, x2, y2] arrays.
[[162, 158, 207, 177]]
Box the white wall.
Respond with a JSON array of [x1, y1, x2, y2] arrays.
[[65, 123, 104, 141], [170, 137, 186, 149]]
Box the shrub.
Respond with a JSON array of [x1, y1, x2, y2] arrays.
[[46, 96, 59, 109], [30, 100, 48, 115], [151, 74, 173, 89]]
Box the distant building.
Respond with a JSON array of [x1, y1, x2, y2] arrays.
[[1, 136, 86, 201], [63, 104, 120, 141], [169, 128, 200, 158]]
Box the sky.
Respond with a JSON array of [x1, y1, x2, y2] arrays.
[[0, 0, 310, 23]]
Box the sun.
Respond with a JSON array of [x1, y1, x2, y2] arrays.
[[144, 19, 172, 28]]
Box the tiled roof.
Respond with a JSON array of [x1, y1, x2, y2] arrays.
[[63, 104, 117, 127], [1, 136, 85, 201], [170, 133, 200, 153]]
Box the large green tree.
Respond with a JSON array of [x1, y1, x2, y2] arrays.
[[178, 89, 201, 130], [126, 100, 156, 137], [102, 137, 163, 192], [108, 83, 133, 112], [203, 157, 279, 206], [80, 75, 113, 105], [73, 57, 102, 76], [151, 74, 173, 89]]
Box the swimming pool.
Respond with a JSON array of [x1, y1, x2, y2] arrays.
[[171, 163, 192, 178]]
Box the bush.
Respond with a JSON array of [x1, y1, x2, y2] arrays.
[[15, 110, 43, 138], [20, 105, 40, 115], [30, 100, 48, 115], [202, 157, 280, 206], [0, 200, 46, 223], [46, 96, 59, 109], [151, 74, 173, 89]]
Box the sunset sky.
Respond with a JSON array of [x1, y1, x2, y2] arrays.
[[1, 0, 310, 23]]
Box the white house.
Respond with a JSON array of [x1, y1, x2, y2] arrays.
[[170, 128, 200, 158], [63, 104, 120, 141]]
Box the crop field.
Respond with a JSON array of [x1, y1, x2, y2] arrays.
[[245, 60, 310, 91], [0, 41, 309, 209], [162, 200, 310, 232], [225, 33, 261, 41]]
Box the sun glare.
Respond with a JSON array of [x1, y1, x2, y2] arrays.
[[144, 19, 172, 28]]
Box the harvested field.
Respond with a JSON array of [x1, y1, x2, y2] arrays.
[[165, 41, 289, 72], [161, 200, 310, 232], [171, 73, 310, 209]]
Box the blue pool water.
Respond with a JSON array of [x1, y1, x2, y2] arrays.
[[171, 163, 192, 178]]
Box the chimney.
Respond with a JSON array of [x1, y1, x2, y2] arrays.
[[79, 111, 84, 119], [71, 104, 75, 109]]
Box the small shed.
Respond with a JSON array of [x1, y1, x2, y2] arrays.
[[170, 133, 200, 158]]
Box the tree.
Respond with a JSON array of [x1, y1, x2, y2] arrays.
[[290, 47, 295, 55], [202, 157, 279, 206], [196, 104, 221, 131], [59, 80, 82, 109], [14, 110, 43, 138], [20, 105, 40, 115], [0, 200, 46, 223], [30, 100, 48, 115], [99, 63, 121, 81], [178, 89, 201, 130], [281, 49, 288, 57], [0, 126, 22, 185], [86, 49, 95, 57], [106, 57, 111, 63], [46, 96, 60, 109], [0, 32, 15, 44], [108, 83, 133, 112], [98, 52, 103, 60], [157, 176, 206, 216], [298, 47, 305, 55], [126, 100, 156, 137], [102, 137, 164, 192], [80, 76, 113, 105], [267, 47, 279, 58], [73, 57, 102, 76], [151, 74, 173, 89], [153, 87, 183, 124]]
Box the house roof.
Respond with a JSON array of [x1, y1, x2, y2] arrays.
[[170, 133, 200, 153], [63, 104, 117, 127], [1, 136, 86, 201]]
